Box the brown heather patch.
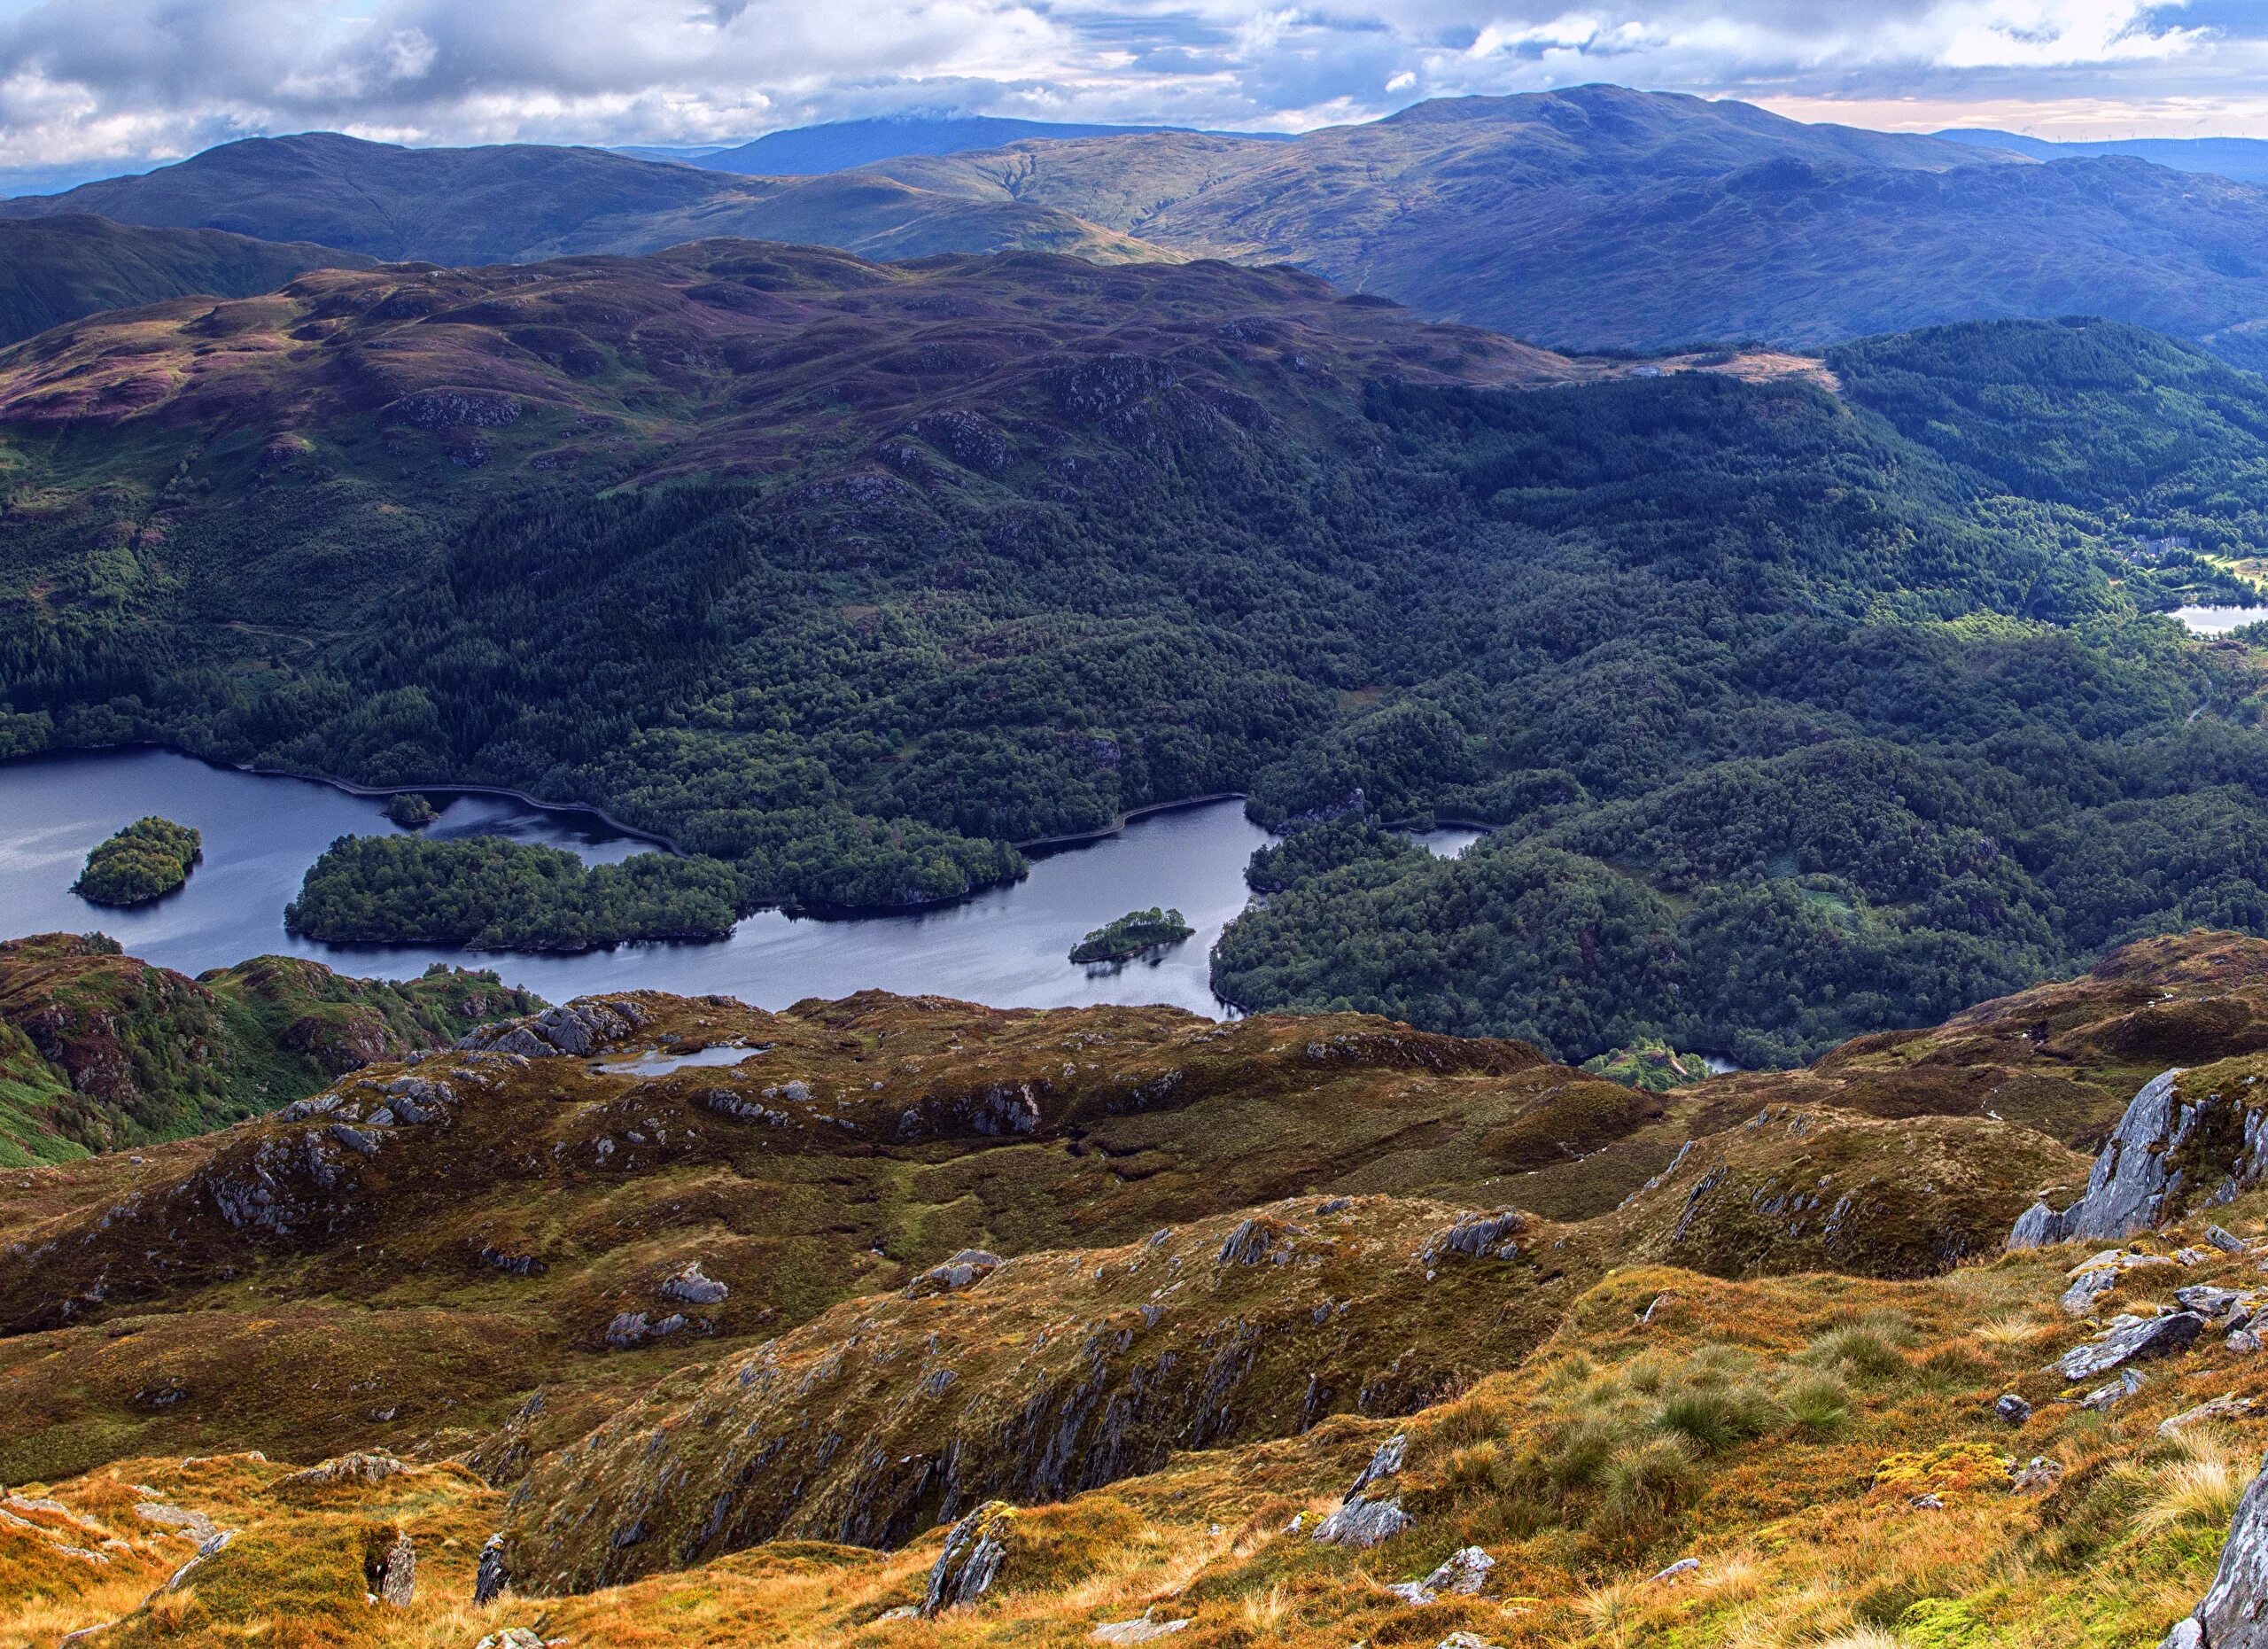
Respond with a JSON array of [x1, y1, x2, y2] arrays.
[[4, 1228, 2267, 1646], [13, 935, 2268, 1642]]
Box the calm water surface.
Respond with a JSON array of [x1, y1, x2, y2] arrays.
[[2172, 604, 2268, 634], [0, 749, 1273, 1015]]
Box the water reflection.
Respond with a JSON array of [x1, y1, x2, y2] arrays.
[[0, 748, 1272, 1016]]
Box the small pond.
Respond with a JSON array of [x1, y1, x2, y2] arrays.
[[2171, 605, 2268, 635]]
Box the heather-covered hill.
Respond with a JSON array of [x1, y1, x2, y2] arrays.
[[0, 930, 2243, 1497], [10, 933, 2268, 1645], [0, 214, 369, 346], [0, 932, 536, 1165]]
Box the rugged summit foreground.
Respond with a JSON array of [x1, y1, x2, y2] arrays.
[[5, 930, 2268, 1645]]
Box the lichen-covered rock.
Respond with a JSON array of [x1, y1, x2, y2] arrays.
[[474, 1533, 510, 1605], [921, 1502, 1012, 1617], [2014, 1069, 2268, 1249], [1390, 1544, 1494, 1603], [274, 1452, 410, 1491], [1311, 1492, 1410, 1548], [1091, 1615, 1191, 1643], [367, 1528, 415, 1606], [2011, 1456, 2064, 1493], [2158, 1448, 2268, 1648], [2161, 1396, 2263, 1437], [602, 1311, 688, 1350], [1424, 1208, 1526, 1263], [906, 1249, 1004, 1298], [1994, 1394, 2032, 1424], [1216, 1217, 1299, 1265], [2081, 1367, 2148, 1410], [1348, 1433, 1408, 1497], [2052, 1311, 2205, 1381], [659, 1263, 728, 1306]]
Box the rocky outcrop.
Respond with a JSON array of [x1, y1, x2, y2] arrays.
[[2012, 1071, 2186, 1246], [457, 1000, 649, 1060], [1391, 1544, 1493, 1603], [367, 1528, 416, 1606], [905, 1249, 1002, 1299], [2051, 1311, 2205, 1381], [602, 1311, 691, 1350], [475, 1533, 510, 1604], [1092, 1615, 1192, 1644], [2159, 1449, 2268, 1648], [660, 1263, 729, 1306], [1312, 1493, 1410, 1548], [921, 1502, 1012, 1617], [1424, 1209, 1527, 1264], [2012, 1068, 2268, 1248], [2060, 1249, 2174, 1315], [274, 1452, 410, 1491], [1348, 1433, 1408, 1496]]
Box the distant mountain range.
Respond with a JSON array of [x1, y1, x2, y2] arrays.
[[11, 87, 2268, 360], [852, 87, 2268, 360], [624, 113, 1291, 175], [0, 130, 1163, 268], [1938, 128, 2268, 183]]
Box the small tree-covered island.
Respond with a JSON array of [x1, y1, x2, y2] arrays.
[[384, 792, 439, 828], [284, 835, 749, 952], [72, 816, 202, 906], [1069, 906, 1196, 964]]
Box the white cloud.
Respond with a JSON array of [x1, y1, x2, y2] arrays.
[[0, 0, 2260, 172]]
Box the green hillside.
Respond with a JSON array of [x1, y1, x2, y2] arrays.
[[0, 214, 369, 345], [0, 933, 538, 1164], [2, 245, 2265, 1062]]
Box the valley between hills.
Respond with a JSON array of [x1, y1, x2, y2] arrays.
[[13, 74, 2268, 1649]]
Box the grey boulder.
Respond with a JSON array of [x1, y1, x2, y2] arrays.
[[2052, 1311, 2204, 1381], [1311, 1493, 1410, 1549]]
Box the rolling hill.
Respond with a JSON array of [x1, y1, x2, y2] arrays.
[[4, 930, 2268, 1646], [0, 214, 369, 346], [0, 932, 535, 1164], [1939, 127, 2268, 183], [0, 131, 1166, 268], [18, 89, 2268, 359], [2, 241, 2266, 1060]]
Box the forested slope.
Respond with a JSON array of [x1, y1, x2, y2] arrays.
[[2, 240, 2265, 1059]]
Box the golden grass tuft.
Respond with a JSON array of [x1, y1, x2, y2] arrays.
[[1970, 1311, 2050, 1349], [2129, 1429, 2249, 1537]]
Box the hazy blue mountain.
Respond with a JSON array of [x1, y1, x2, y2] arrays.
[[0, 131, 1167, 267], [680, 114, 1285, 175], [1938, 128, 2268, 183], [17, 90, 2268, 362]]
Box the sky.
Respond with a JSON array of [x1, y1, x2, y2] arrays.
[[2, 0, 2267, 187]]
